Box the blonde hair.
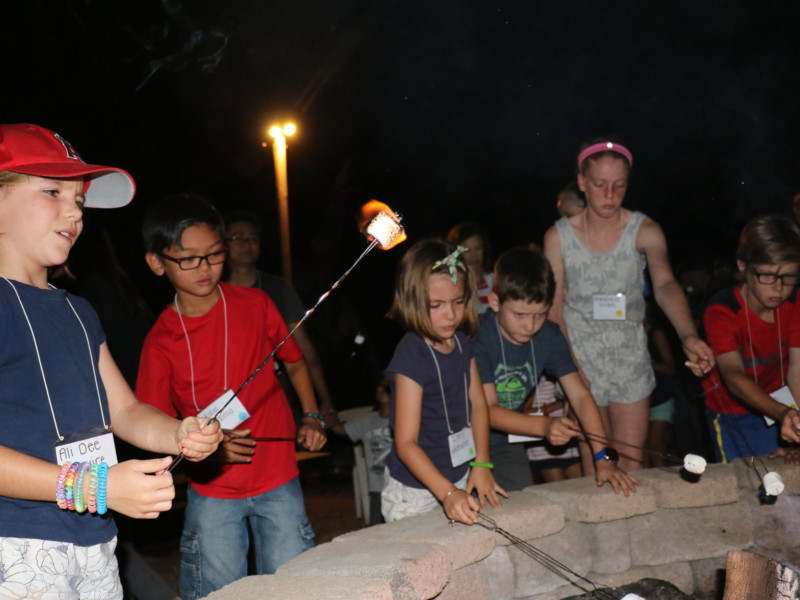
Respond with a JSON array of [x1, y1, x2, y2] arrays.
[[0, 171, 30, 186], [389, 238, 478, 343]]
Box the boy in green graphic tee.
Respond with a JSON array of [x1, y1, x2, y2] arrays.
[[475, 246, 640, 493]]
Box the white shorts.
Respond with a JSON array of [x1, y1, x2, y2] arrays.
[[0, 536, 122, 600], [381, 469, 469, 522]]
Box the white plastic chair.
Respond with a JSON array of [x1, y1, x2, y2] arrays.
[[338, 406, 376, 525]]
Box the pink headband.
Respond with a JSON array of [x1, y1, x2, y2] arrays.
[[577, 142, 633, 168]]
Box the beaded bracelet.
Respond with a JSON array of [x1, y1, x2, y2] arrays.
[[96, 462, 108, 515], [64, 462, 80, 511], [56, 462, 72, 509], [73, 462, 91, 513], [87, 463, 99, 514]]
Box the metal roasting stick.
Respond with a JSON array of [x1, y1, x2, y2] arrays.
[[476, 514, 623, 600], [579, 431, 685, 466], [167, 211, 404, 472]]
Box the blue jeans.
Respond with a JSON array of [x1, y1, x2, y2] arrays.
[[706, 408, 779, 463], [179, 478, 315, 600]]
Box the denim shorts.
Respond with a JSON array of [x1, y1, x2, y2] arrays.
[[179, 477, 315, 600]]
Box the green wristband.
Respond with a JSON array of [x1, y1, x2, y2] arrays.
[[469, 461, 494, 469]]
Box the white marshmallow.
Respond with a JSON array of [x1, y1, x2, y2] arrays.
[[763, 471, 785, 496], [621, 594, 647, 600], [683, 454, 707, 475], [366, 211, 403, 248]]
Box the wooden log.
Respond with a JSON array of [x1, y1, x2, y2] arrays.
[[723, 549, 800, 599]]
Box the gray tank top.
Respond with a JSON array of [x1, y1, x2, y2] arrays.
[[555, 211, 647, 334]]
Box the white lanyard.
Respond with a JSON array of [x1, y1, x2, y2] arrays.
[[175, 285, 229, 413], [743, 287, 785, 387], [496, 316, 538, 406], [1, 275, 107, 442], [426, 335, 470, 434]]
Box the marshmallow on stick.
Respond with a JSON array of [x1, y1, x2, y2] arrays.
[[763, 471, 785, 497], [360, 200, 406, 249], [683, 454, 707, 475]]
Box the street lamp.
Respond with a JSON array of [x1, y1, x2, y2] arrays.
[[267, 122, 296, 283]]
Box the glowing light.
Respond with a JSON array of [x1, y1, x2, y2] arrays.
[[683, 454, 707, 475], [269, 123, 297, 139], [359, 200, 406, 250]]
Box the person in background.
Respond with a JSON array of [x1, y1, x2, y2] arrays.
[[331, 377, 392, 525], [524, 375, 584, 483], [224, 210, 337, 428], [792, 192, 800, 227], [556, 181, 586, 218], [446, 222, 494, 314], [644, 299, 678, 467]]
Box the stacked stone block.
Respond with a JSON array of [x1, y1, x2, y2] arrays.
[[205, 458, 800, 600]]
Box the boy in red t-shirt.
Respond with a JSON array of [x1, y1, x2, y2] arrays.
[[136, 194, 326, 600], [703, 215, 800, 462]]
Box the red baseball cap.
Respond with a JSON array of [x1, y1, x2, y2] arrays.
[[0, 123, 136, 209]]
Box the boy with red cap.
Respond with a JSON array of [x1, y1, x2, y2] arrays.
[[0, 123, 221, 599]]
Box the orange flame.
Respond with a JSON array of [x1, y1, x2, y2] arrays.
[[359, 200, 406, 250]]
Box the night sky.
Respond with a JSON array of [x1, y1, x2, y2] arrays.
[[5, 2, 800, 388]]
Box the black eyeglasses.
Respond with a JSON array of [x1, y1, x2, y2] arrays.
[[159, 250, 228, 270], [752, 270, 800, 286]]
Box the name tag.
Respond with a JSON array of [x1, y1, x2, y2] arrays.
[[764, 385, 798, 426], [448, 426, 476, 467], [508, 412, 544, 443], [593, 293, 626, 320], [55, 428, 118, 466], [199, 389, 250, 430]]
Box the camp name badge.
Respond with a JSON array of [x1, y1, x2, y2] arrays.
[[764, 385, 798, 426], [448, 426, 476, 467], [592, 293, 626, 320], [55, 427, 118, 466], [199, 389, 250, 430]]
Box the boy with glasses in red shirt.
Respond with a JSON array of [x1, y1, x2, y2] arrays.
[[703, 215, 800, 462]]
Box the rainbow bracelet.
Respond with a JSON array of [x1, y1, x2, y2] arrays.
[[55, 462, 72, 509], [73, 462, 91, 513], [87, 463, 99, 514], [96, 462, 108, 515], [64, 462, 80, 511]]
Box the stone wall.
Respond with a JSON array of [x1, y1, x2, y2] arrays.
[[205, 457, 800, 600]]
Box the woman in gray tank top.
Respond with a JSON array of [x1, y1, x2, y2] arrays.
[[543, 141, 714, 472]]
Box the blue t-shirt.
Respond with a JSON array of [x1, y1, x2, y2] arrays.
[[475, 311, 576, 447], [385, 332, 473, 489], [0, 280, 116, 545]]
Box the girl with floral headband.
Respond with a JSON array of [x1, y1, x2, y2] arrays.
[[381, 239, 506, 524]]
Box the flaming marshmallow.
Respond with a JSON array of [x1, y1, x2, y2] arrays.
[[366, 210, 404, 249], [683, 454, 707, 475], [763, 471, 785, 496]]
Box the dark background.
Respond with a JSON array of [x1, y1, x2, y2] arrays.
[[5, 1, 800, 400]]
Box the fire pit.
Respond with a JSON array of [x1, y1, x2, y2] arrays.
[[204, 457, 799, 600]]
